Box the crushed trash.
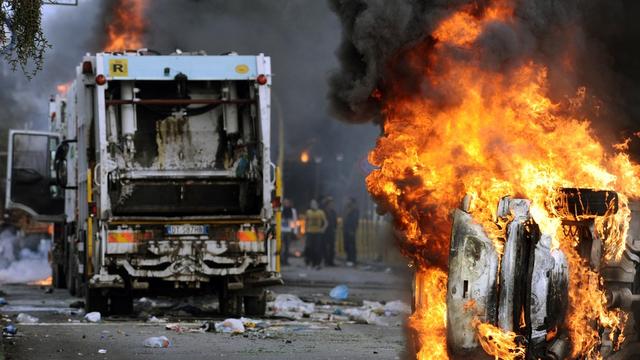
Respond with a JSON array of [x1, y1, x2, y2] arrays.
[[165, 323, 204, 334], [16, 313, 39, 324], [147, 316, 167, 323], [270, 294, 315, 319], [0, 297, 7, 306], [98, 349, 107, 354], [3, 324, 17, 336], [383, 300, 411, 316], [329, 285, 349, 300], [340, 301, 388, 326], [84, 312, 101, 322], [215, 318, 245, 334], [143, 335, 171, 348]]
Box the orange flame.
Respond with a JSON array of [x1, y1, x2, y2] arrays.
[[56, 81, 71, 95], [104, 0, 148, 52], [366, 0, 638, 358], [29, 276, 52, 286], [410, 268, 449, 360]]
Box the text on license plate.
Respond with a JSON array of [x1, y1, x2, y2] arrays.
[[165, 225, 209, 235]]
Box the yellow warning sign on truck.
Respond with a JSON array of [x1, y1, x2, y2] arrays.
[[109, 59, 128, 77]]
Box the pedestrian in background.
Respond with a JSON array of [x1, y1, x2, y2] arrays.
[[280, 198, 298, 266], [343, 197, 360, 267], [305, 199, 327, 269], [322, 197, 337, 266]]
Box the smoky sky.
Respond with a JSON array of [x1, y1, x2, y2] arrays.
[[328, 0, 640, 147]]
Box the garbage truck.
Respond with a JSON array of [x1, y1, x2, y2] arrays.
[[5, 50, 282, 315]]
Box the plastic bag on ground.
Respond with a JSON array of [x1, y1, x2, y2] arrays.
[[16, 313, 39, 324], [214, 318, 245, 333], [272, 294, 315, 317], [143, 335, 171, 348], [329, 285, 349, 300], [84, 312, 101, 322], [383, 300, 411, 316], [342, 308, 388, 326]]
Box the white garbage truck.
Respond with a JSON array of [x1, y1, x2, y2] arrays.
[[5, 50, 282, 315]]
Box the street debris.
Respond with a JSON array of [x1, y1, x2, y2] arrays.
[[383, 300, 411, 316], [143, 335, 171, 348], [16, 313, 39, 324], [165, 323, 204, 334], [3, 324, 17, 336], [84, 312, 101, 322], [329, 285, 349, 300], [0, 297, 8, 306], [270, 294, 315, 319], [215, 318, 245, 333], [98, 349, 107, 354], [147, 316, 167, 323]]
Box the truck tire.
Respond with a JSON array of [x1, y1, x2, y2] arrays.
[[52, 263, 66, 289], [244, 295, 266, 316], [86, 287, 108, 314], [219, 293, 242, 317], [109, 290, 133, 315], [66, 253, 77, 296]]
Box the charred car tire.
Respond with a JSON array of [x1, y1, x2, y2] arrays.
[[244, 295, 266, 316]]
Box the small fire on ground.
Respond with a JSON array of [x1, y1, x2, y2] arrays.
[[29, 276, 52, 286]]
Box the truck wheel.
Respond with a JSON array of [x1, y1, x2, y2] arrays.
[[66, 254, 77, 296], [52, 263, 66, 289], [86, 287, 108, 314], [219, 294, 242, 317], [244, 295, 266, 316], [109, 290, 133, 315]]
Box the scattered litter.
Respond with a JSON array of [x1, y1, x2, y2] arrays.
[[0, 297, 7, 306], [329, 285, 349, 300], [98, 349, 107, 354], [3, 324, 17, 336], [165, 323, 205, 333], [383, 300, 411, 316], [69, 300, 85, 309], [84, 312, 101, 323], [147, 316, 167, 323], [341, 301, 388, 326], [143, 335, 171, 348], [271, 294, 315, 319], [215, 318, 245, 334], [16, 313, 39, 324]]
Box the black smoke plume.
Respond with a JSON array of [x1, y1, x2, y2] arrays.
[[328, 0, 640, 146]]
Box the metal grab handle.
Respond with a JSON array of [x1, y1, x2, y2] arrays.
[[269, 162, 276, 185], [93, 164, 101, 187]]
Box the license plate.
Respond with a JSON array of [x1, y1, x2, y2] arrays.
[[165, 225, 209, 236]]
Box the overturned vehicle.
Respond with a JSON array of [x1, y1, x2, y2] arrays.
[[431, 188, 640, 359]]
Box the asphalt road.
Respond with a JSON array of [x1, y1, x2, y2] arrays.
[[0, 258, 413, 360]]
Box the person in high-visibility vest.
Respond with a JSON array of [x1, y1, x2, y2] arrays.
[[305, 199, 328, 269]]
